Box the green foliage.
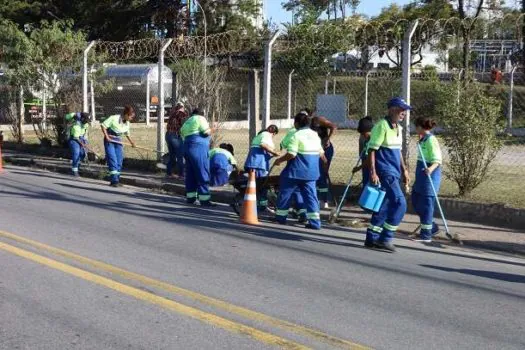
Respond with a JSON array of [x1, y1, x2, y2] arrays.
[[433, 76, 504, 196]]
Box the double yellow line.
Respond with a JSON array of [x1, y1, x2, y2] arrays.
[[0, 230, 370, 350]]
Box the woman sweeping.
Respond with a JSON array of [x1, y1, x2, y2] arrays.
[[411, 117, 442, 243], [365, 97, 411, 252], [100, 106, 136, 187]]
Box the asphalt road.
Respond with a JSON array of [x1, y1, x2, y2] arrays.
[[1, 166, 524, 350]]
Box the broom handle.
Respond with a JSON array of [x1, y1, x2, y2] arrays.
[[416, 142, 451, 238], [334, 152, 363, 216], [109, 138, 164, 154]]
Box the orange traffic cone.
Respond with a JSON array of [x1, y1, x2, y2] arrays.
[[240, 170, 259, 225]]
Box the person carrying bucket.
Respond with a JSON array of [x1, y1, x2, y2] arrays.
[[100, 106, 137, 187], [180, 108, 214, 206], [411, 117, 443, 243], [365, 97, 411, 252], [165, 102, 188, 179], [274, 112, 327, 229], [68, 112, 91, 177], [209, 143, 237, 187], [353, 116, 374, 190], [244, 125, 280, 212], [309, 111, 337, 210]]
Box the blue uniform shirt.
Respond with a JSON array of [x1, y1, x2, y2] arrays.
[[282, 127, 324, 181], [368, 117, 403, 178]]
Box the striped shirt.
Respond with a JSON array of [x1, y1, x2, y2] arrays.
[[166, 108, 188, 136]]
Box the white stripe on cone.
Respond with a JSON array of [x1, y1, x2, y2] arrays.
[[244, 194, 257, 201]]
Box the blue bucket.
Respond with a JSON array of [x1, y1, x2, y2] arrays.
[[358, 184, 386, 213]]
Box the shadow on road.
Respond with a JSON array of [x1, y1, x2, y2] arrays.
[[421, 265, 525, 283]]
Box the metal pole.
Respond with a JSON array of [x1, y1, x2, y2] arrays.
[[287, 69, 295, 120], [146, 72, 151, 126], [262, 30, 281, 129], [42, 88, 47, 131], [508, 65, 517, 131], [333, 77, 336, 95], [90, 78, 96, 121], [248, 69, 260, 143], [83, 41, 96, 114], [157, 39, 173, 160], [193, 0, 207, 96], [401, 20, 419, 163], [325, 77, 329, 94], [365, 70, 371, 116]]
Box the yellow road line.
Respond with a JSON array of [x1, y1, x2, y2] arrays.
[[0, 241, 309, 350], [0, 230, 371, 350]]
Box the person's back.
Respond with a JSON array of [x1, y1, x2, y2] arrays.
[[282, 127, 323, 181]]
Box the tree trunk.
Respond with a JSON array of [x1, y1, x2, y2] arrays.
[[463, 31, 470, 71], [522, 0, 525, 66]]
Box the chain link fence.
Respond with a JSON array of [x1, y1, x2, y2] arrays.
[[2, 16, 525, 207]]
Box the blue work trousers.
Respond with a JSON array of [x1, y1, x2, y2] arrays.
[[165, 132, 184, 176], [104, 139, 124, 185], [184, 141, 211, 205], [366, 175, 407, 244], [276, 178, 321, 229], [411, 192, 439, 240], [69, 139, 85, 174]]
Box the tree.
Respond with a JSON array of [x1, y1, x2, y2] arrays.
[[457, 0, 485, 70], [432, 75, 503, 196]]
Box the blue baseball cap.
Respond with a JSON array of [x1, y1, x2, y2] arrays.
[[387, 97, 412, 111]]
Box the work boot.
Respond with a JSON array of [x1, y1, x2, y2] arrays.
[[110, 182, 119, 188], [364, 240, 376, 248], [72, 171, 80, 178], [375, 241, 396, 253]]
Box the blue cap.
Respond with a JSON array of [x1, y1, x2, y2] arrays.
[[387, 97, 412, 111]]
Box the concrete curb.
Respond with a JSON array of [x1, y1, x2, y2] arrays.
[[4, 153, 525, 231]]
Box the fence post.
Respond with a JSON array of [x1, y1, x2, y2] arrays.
[[262, 30, 280, 129], [157, 39, 173, 160], [288, 69, 295, 120], [401, 20, 419, 163], [333, 77, 336, 95], [365, 70, 371, 116], [248, 69, 260, 143], [18, 86, 24, 142], [324, 76, 329, 94], [146, 72, 151, 126], [42, 88, 47, 131], [83, 41, 96, 117], [90, 77, 96, 121], [508, 65, 517, 131]]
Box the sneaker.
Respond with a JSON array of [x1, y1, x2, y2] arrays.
[[322, 201, 330, 210], [305, 223, 321, 230], [72, 171, 80, 178], [364, 241, 376, 248], [375, 241, 396, 253], [297, 216, 307, 224], [413, 236, 432, 243], [110, 182, 119, 188], [200, 201, 217, 207]]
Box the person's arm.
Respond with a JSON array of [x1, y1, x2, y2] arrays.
[[261, 143, 279, 157], [424, 136, 442, 176], [198, 116, 212, 136], [100, 125, 112, 143], [367, 122, 385, 186], [274, 152, 294, 166], [125, 135, 136, 148], [275, 133, 298, 165], [319, 116, 337, 140], [368, 150, 379, 185], [401, 155, 410, 185]]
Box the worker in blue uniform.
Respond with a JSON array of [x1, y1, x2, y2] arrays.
[[244, 125, 279, 211], [365, 97, 411, 252], [100, 105, 136, 187], [274, 113, 327, 229], [180, 108, 213, 206], [68, 112, 90, 177], [209, 143, 237, 187], [280, 120, 306, 222], [411, 117, 443, 243]]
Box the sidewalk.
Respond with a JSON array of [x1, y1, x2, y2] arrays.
[[3, 150, 525, 257]]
